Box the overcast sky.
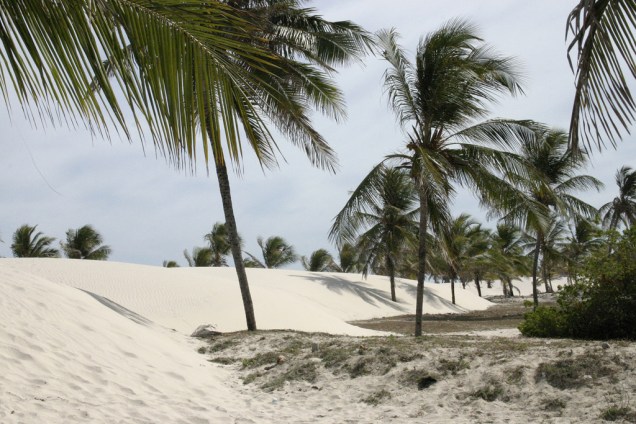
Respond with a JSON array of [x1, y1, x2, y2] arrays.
[[1, 1, 635, 267]]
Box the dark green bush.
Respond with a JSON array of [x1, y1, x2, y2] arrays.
[[520, 228, 636, 340]]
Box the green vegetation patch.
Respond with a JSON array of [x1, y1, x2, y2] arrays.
[[361, 389, 392, 406], [535, 354, 615, 389]]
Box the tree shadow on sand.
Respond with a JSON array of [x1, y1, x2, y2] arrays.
[[80, 289, 153, 326], [395, 280, 469, 314]]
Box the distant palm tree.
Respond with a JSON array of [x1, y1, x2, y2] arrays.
[[563, 217, 603, 283], [244, 236, 297, 269], [301, 249, 339, 272], [11, 225, 59, 258], [378, 20, 531, 334], [567, 0, 636, 151], [330, 165, 418, 302], [184, 247, 214, 267], [163, 260, 180, 268], [335, 243, 363, 273], [524, 214, 567, 293], [460, 225, 492, 298], [599, 166, 636, 231], [489, 223, 529, 298], [61, 225, 111, 260], [503, 127, 602, 308], [204, 222, 235, 267]]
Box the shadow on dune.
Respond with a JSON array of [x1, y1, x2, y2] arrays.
[[294, 273, 410, 313], [396, 280, 469, 314], [80, 289, 153, 326]]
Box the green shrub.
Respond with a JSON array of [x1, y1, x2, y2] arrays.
[[520, 228, 636, 340], [518, 306, 566, 338]]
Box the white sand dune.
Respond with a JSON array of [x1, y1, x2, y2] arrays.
[[0, 258, 503, 423], [0, 258, 491, 335]]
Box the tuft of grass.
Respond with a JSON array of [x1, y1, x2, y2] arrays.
[[541, 397, 567, 411], [437, 357, 470, 376], [242, 371, 262, 385], [535, 354, 615, 390], [600, 406, 636, 422], [470, 378, 507, 402], [361, 389, 392, 406], [208, 338, 237, 353], [261, 362, 318, 392], [197, 346, 206, 354], [505, 366, 526, 385], [241, 351, 280, 369], [208, 356, 237, 365]]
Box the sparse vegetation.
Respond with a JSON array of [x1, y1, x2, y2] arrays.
[[470, 378, 507, 402], [361, 389, 392, 406]]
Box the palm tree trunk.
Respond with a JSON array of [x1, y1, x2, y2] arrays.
[[215, 162, 257, 331], [502, 278, 508, 297], [474, 274, 482, 297], [386, 256, 397, 302], [415, 190, 429, 337], [451, 276, 456, 305], [543, 261, 552, 293], [531, 237, 541, 311], [508, 279, 515, 297]]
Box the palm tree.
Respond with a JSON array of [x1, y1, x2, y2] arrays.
[[377, 20, 532, 335], [563, 217, 603, 283], [184, 247, 214, 267], [163, 260, 180, 268], [301, 249, 339, 272], [435, 214, 483, 304], [61, 225, 111, 260], [330, 164, 418, 302], [204, 222, 235, 267], [459, 225, 492, 298], [489, 223, 529, 298], [567, 1, 636, 152], [11, 225, 59, 258], [599, 166, 636, 231], [524, 214, 568, 293], [335, 243, 363, 273], [244, 236, 297, 269], [503, 127, 602, 308], [2, 2, 371, 332]]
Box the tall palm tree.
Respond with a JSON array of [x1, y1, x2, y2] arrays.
[[503, 127, 602, 308], [377, 20, 532, 335], [599, 166, 636, 231], [11, 225, 59, 258], [330, 164, 418, 302], [61, 225, 111, 260], [204, 222, 235, 267], [567, 0, 636, 152], [301, 249, 339, 272], [1, 1, 371, 332], [244, 236, 297, 269]]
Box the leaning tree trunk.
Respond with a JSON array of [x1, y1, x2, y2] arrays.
[[215, 162, 257, 331], [531, 237, 541, 311], [415, 189, 429, 337], [450, 276, 456, 305], [507, 279, 515, 297], [386, 256, 397, 302]]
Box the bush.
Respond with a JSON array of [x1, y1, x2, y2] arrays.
[[520, 228, 636, 340]]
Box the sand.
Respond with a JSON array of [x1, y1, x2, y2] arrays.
[[1, 258, 632, 423]]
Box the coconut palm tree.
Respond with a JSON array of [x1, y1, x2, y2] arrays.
[[377, 20, 533, 335], [567, 0, 636, 152], [330, 164, 418, 302], [599, 166, 636, 231], [11, 225, 59, 258], [244, 236, 297, 269], [489, 223, 529, 298], [2, 2, 371, 332], [204, 222, 235, 267], [301, 249, 339, 272], [184, 247, 214, 267], [61, 225, 111, 260], [459, 225, 492, 298], [335, 242, 363, 273], [563, 217, 604, 283], [523, 214, 568, 293], [162, 260, 180, 268], [503, 127, 602, 308]]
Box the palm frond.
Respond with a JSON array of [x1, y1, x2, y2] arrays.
[[567, 0, 636, 151]]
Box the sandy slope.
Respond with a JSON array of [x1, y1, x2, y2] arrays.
[[2, 258, 596, 423], [0, 258, 491, 335]]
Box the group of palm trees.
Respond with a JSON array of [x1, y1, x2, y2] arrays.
[[1, 1, 634, 334], [6, 224, 111, 260]]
